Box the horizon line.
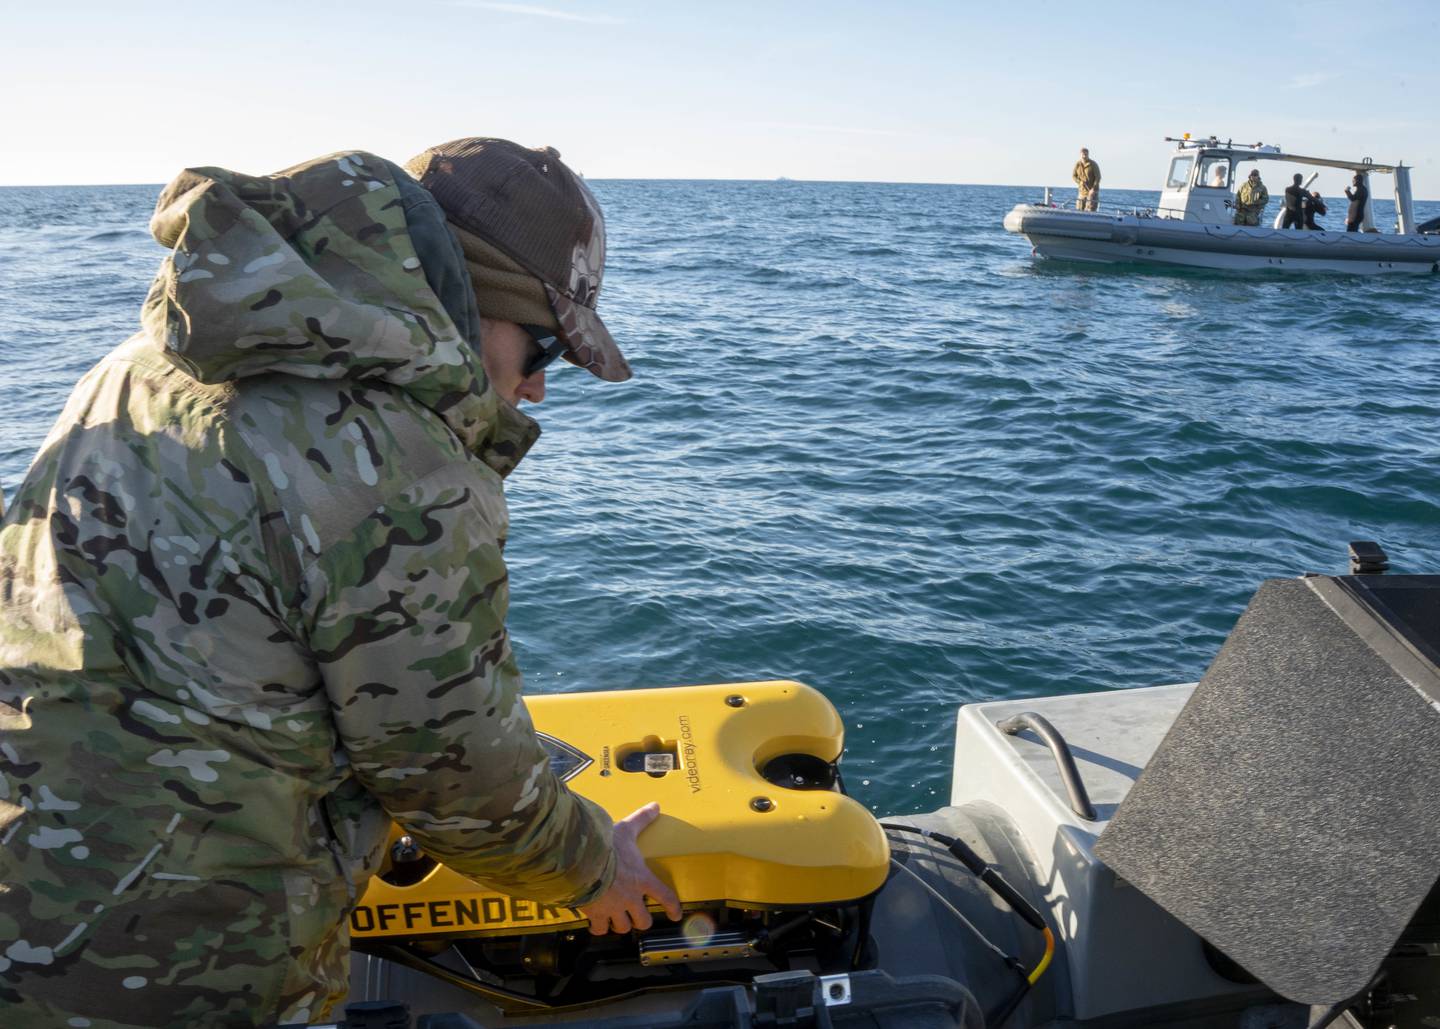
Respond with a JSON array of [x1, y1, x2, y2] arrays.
[[2, 177, 1435, 202]]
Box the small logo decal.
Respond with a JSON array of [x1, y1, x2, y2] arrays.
[[536, 732, 594, 782]]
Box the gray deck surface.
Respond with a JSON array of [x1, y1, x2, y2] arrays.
[[968, 683, 1194, 831]]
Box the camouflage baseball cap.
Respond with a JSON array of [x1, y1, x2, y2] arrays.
[[404, 138, 631, 382]]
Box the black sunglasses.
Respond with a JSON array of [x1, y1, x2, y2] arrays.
[[521, 326, 569, 377]]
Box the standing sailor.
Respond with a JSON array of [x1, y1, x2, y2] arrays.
[[1281, 173, 1307, 230], [1234, 169, 1269, 226], [1345, 173, 1369, 232], [1072, 147, 1101, 211]]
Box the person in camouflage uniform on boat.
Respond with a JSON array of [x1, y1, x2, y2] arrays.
[[1072, 148, 1101, 211], [1234, 168, 1270, 226], [0, 140, 678, 1028]]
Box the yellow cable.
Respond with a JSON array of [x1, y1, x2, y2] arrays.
[[1027, 926, 1055, 986]]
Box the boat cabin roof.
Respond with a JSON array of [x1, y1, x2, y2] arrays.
[[1164, 136, 1400, 174]]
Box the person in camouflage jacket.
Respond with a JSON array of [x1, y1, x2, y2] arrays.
[[0, 141, 677, 1028], [1072, 147, 1101, 211], [1234, 169, 1270, 226]]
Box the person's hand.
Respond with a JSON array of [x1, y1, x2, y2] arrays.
[[578, 802, 682, 935]]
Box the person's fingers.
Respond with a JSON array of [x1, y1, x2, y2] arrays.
[[580, 802, 677, 937], [620, 801, 662, 834], [648, 875, 682, 920], [590, 907, 633, 936]]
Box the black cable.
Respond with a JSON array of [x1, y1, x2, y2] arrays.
[[885, 856, 1022, 972], [880, 823, 1046, 930], [880, 823, 1051, 1026]]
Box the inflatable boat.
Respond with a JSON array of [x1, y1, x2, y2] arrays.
[[1004, 137, 1440, 274], [308, 542, 1440, 1029]]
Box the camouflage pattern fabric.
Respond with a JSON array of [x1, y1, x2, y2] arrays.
[[1235, 178, 1269, 225], [0, 151, 615, 1028], [1072, 158, 1101, 192]]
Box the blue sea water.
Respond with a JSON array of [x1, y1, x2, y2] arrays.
[[2, 180, 1437, 815]]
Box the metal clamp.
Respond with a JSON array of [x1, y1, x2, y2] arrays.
[[997, 712, 1098, 821], [819, 973, 852, 1006], [637, 928, 755, 966]]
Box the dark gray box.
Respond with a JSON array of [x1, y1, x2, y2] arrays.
[[1095, 575, 1440, 1004]]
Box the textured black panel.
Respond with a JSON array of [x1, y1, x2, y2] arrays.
[[1095, 577, 1440, 1005]]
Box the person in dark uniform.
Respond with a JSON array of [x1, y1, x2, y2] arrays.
[[1281, 173, 1307, 230], [1345, 173, 1369, 232], [1303, 190, 1328, 230]]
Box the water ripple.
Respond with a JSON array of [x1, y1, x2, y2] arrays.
[[2, 180, 1438, 813]]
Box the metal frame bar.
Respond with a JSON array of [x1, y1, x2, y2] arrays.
[[996, 712, 1098, 821]]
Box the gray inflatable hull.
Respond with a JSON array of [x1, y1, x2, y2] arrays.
[[1004, 204, 1440, 274]]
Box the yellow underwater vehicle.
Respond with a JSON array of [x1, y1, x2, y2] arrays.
[[317, 545, 1440, 1029]]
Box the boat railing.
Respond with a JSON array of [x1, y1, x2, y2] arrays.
[[1037, 186, 1187, 222], [1147, 204, 1252, 225], [1030, 193, 1387, 230], [996, 712, 1097, 821], [1031, 197, 1158, 220]]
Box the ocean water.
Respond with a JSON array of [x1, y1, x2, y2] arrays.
[[2, 180, 1438, 815]]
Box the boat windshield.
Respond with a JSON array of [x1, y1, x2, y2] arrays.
[[1165, 155, 1194, 190], [1197, 156, 1230, 189]]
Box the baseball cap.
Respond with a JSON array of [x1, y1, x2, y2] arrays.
[[404, 138, 631, 382]]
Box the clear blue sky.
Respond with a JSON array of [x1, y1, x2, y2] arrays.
[[2, 0, 1435, 196]]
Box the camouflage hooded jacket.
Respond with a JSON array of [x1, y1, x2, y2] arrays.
[[0, 152, 614, 1024]]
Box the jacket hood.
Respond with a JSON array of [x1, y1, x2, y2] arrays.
[[142, 151, 537, 475]]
